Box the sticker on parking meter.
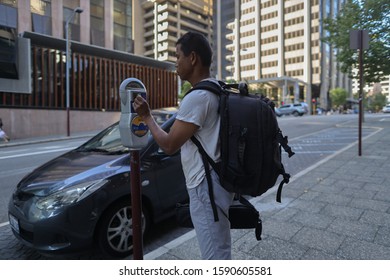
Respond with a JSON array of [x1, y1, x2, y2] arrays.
[[131, 115, 148, 137]]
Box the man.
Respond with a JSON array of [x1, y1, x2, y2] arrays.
[[133, 32, 234, 259]]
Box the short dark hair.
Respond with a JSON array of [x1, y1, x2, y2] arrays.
[[176, 31, 212, 67]]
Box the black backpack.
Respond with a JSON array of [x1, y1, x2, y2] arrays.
[[188, 80, 295, 222]]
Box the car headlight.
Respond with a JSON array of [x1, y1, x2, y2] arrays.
[[36, 179, 108, 211]]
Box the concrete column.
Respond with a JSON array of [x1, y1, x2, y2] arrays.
[[304, 0, 312, 114], [18, 0, 31, 32], [277, 0, 285, 77], [255, 0, 261, 80], [79, 0, 90, 45], [104, 0, 114, 49], [233, 1, 240, 81], [51, 0, 63, 38], [132, 0, 144, 55]]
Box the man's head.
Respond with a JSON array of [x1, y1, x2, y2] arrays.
[[175, 32, 212, 83]]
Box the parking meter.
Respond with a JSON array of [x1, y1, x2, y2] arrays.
[[119, 78, 149, 150], [119, 78, 148, 260]]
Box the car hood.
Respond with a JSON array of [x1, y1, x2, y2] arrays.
[[17, 150, 126, 196]]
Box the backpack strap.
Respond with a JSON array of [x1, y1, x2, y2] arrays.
[[191, 136, 220, 222], [187, 80, 227, 223], [276, 163, 291, 203], [185, 80, 224, 98], [236, 195, 262, 240]]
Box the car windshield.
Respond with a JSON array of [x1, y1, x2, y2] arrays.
[[77, 109, 176, 154]]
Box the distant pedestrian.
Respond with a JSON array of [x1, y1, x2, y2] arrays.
[[0, 118, 10, 142]]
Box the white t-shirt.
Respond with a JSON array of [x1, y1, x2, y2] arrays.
[[176, 79, 220, 189], [0, 129, 6, 139]]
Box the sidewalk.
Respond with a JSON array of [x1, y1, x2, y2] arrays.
[[145, 117, 390, 260], [0, 130, 99, 148]]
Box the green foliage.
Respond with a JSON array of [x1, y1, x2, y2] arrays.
[[367, 92, 388, 112], [330, 88, 348, 107], [178, 81, 192, 100], [322, 0, 390, 83]]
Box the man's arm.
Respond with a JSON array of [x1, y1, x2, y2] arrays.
[[133, 95, 198, 155]]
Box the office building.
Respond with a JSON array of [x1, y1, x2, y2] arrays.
[[213, 0, 351, 110], [138, 0, 213, 61]]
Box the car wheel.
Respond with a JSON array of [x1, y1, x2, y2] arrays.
[[97, 199, 150, 259], [292, 111, 299, 116]]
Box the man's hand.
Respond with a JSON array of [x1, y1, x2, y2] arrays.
[[132, 94, 198, 155], [133, 95, 152, 121]]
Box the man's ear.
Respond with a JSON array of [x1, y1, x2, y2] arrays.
[[190, 51, 197, 66]]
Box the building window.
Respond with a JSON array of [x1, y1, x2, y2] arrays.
[[0, 3, 17, 28], [90, 0, 104, 47], [63, 1, 82, 42], [31, 0, 52, 36], [114, 0, 133, 53], [0, 2, 18, 79]]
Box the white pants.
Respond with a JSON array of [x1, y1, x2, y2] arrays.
[[188, 170, 234, 260]]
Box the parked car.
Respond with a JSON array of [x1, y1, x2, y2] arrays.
[[382, 105, 390, 113], [300, 102, 309, 114], [275, 103, 306, 117], [8, 108, 188, 259]]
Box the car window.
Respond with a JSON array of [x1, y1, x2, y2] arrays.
[[80, 124, 124, 153], [293, 104, 302, 107]]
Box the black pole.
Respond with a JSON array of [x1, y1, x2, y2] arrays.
[[358, 30, 363, 156], [130, 150, 143, 259]]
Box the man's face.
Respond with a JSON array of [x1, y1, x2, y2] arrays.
[[175, 44, 192, 81]]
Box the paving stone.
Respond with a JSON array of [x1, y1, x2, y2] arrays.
[[247, 236, 307, 260], [360, 210, 390, 227], [327, 218, 379, 242], [291, 227, 345, 255], [292, 211, 335, 230], [288, 199, 327, 214], [337, 237, 390, 260], [374, 226, 390, 247], [261, 219, 303, 241], [349, 198, 390, 212], [321, 204, 364, 220]]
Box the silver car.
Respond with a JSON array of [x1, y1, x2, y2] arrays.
[[275, 103, 306, 117], [382, 105, 390, 113]]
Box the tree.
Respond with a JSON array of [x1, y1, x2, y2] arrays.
[[330, 88, 348, 108], [178, 81, 192, 100], [322, 0, 390, 83], [367, 92, 387, 112]]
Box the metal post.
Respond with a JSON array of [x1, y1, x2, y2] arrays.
[[349, 29, 369, 157], [65, 7, 83, 137], [65, 21, 70, 137], [130, 150, 143, 260], [358, 32, 364, 156]]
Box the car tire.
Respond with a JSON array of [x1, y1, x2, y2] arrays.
[[96, 199, 150, 259], [292, 111, 299, 116]]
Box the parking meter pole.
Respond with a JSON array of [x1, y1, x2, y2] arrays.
[[130, 150, 143, 260], [118, 77, 149, 260]]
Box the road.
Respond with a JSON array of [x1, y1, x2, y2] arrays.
[[0, 113, 384, 259]]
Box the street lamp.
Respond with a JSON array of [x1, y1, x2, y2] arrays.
[[65, 7, 83, 137]]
